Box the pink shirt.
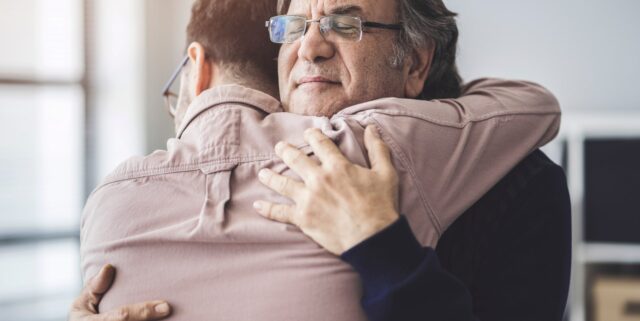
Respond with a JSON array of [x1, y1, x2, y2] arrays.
[[81, 78, 560, 320]]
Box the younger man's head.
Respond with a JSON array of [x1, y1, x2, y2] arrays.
[[173, 0, 280, 129]]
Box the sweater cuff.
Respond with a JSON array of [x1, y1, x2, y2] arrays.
[[340, 216, 425, 296]]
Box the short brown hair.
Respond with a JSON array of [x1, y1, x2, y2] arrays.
[[187, 0, 279, 80]]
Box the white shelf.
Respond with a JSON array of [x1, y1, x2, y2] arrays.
[[561, 112, 640, 321], [580, 243, 640, 264]]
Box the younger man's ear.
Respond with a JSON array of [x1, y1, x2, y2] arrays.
[[187, 42, 213, 96], [403, 42, 434, 98]]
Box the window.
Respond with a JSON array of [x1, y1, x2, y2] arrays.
[[0, 0, 85, 320]]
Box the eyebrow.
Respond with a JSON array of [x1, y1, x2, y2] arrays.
[[327, 4, 364, 16]]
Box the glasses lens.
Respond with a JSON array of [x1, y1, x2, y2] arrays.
[[324, 15, 362, 42], [165, 74, 182, 117], [270, 16, 306, 43], [164, 93, 178, 117]]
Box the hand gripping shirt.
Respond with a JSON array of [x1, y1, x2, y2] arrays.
[[81, 78, 560, 320]]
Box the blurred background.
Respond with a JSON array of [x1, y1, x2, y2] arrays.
[[0, 0, 638, 320]]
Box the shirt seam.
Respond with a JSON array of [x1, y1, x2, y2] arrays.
[[338, 109, 559, 129], [101, 155, 274, 186], [178, 99, 279, 138], [366, 115, 444, 236]]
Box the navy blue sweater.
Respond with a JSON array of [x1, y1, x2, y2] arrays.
[[342, 217, 476, 321], [341, 150, 571, 321]]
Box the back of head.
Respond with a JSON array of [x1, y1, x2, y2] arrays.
[[187, 0, 279, 82]]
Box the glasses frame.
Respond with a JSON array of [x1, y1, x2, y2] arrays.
[[266, 14, 402, 44], [162, 55, 189, 118]]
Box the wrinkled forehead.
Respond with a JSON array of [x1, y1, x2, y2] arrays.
[[285, 0, 397, 21]]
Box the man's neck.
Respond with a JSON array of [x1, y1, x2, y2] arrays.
[[216, 72, 279, 100]]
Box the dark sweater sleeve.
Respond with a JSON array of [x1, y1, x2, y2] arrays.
[[341, 216, 477, 321]]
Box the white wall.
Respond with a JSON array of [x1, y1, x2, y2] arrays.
[[447, 0, 640, 111], [144, 0, 194, 152]]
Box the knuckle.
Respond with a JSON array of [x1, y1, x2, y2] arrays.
[[277, 176, 290, 193], [271, 204, 282, 217], [275, 205, 288, 220], [288, 150, 304, 166], [314, 171, 332, 185], [87, 292, 99, 305], [138, 307, 151, 320], [264, 202, 275, 218], [81, 292, 99, 313], [116, 308, 130, 321]]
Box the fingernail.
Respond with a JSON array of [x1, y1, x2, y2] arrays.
[[275, 141, 285, 152], [93, 264, 113, 284], [155, 302, 170, 314], [258, 169, 269, 181], [102, 264, 113, 273], [253, 201, 263, 211]]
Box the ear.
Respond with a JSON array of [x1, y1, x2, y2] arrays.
[[187, 42, 213, 96], [403, 43, 434, 98]]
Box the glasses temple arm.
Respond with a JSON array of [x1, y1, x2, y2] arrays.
[[162, 55, 190, 96], [363, 21, 402, 30]]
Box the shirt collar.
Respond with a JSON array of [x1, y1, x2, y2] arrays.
[[176, 84, 283, 138]]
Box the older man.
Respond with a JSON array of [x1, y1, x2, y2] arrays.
[[71, 0, 567, 320], [256, 1, 571, 320]]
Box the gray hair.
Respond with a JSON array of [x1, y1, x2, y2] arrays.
[[394, 0, 462, 99]]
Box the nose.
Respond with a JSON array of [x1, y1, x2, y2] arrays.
[[298, 21, 335, 63]]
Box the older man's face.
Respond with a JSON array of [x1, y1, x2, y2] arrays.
[[278, 0, 408, 116]]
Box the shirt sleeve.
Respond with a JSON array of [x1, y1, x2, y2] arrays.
[[332, 78, 561, 240], [341, 216, 477, 321]]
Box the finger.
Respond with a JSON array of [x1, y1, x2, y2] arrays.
[[274, 142, 319, 181], [364, 125, 394, 174], [253, 201, 296, 225], [303, 128, 348, 166], [99, 301, 171, 321], [72, 264, 116, 313], [258, 169, 305, 199], [90, 264, 116, 295]]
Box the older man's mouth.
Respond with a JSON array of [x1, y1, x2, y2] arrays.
[[297, 76, 341, 87]]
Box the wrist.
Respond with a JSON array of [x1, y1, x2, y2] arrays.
[[340, 216, 425, 295], [341, 211, 400, 254]]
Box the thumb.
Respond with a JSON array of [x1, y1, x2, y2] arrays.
[[90, 264, 116, 295]]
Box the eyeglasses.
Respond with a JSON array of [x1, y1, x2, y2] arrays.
[[266, 15, 401, 44], [162, 55, 189, 118]]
